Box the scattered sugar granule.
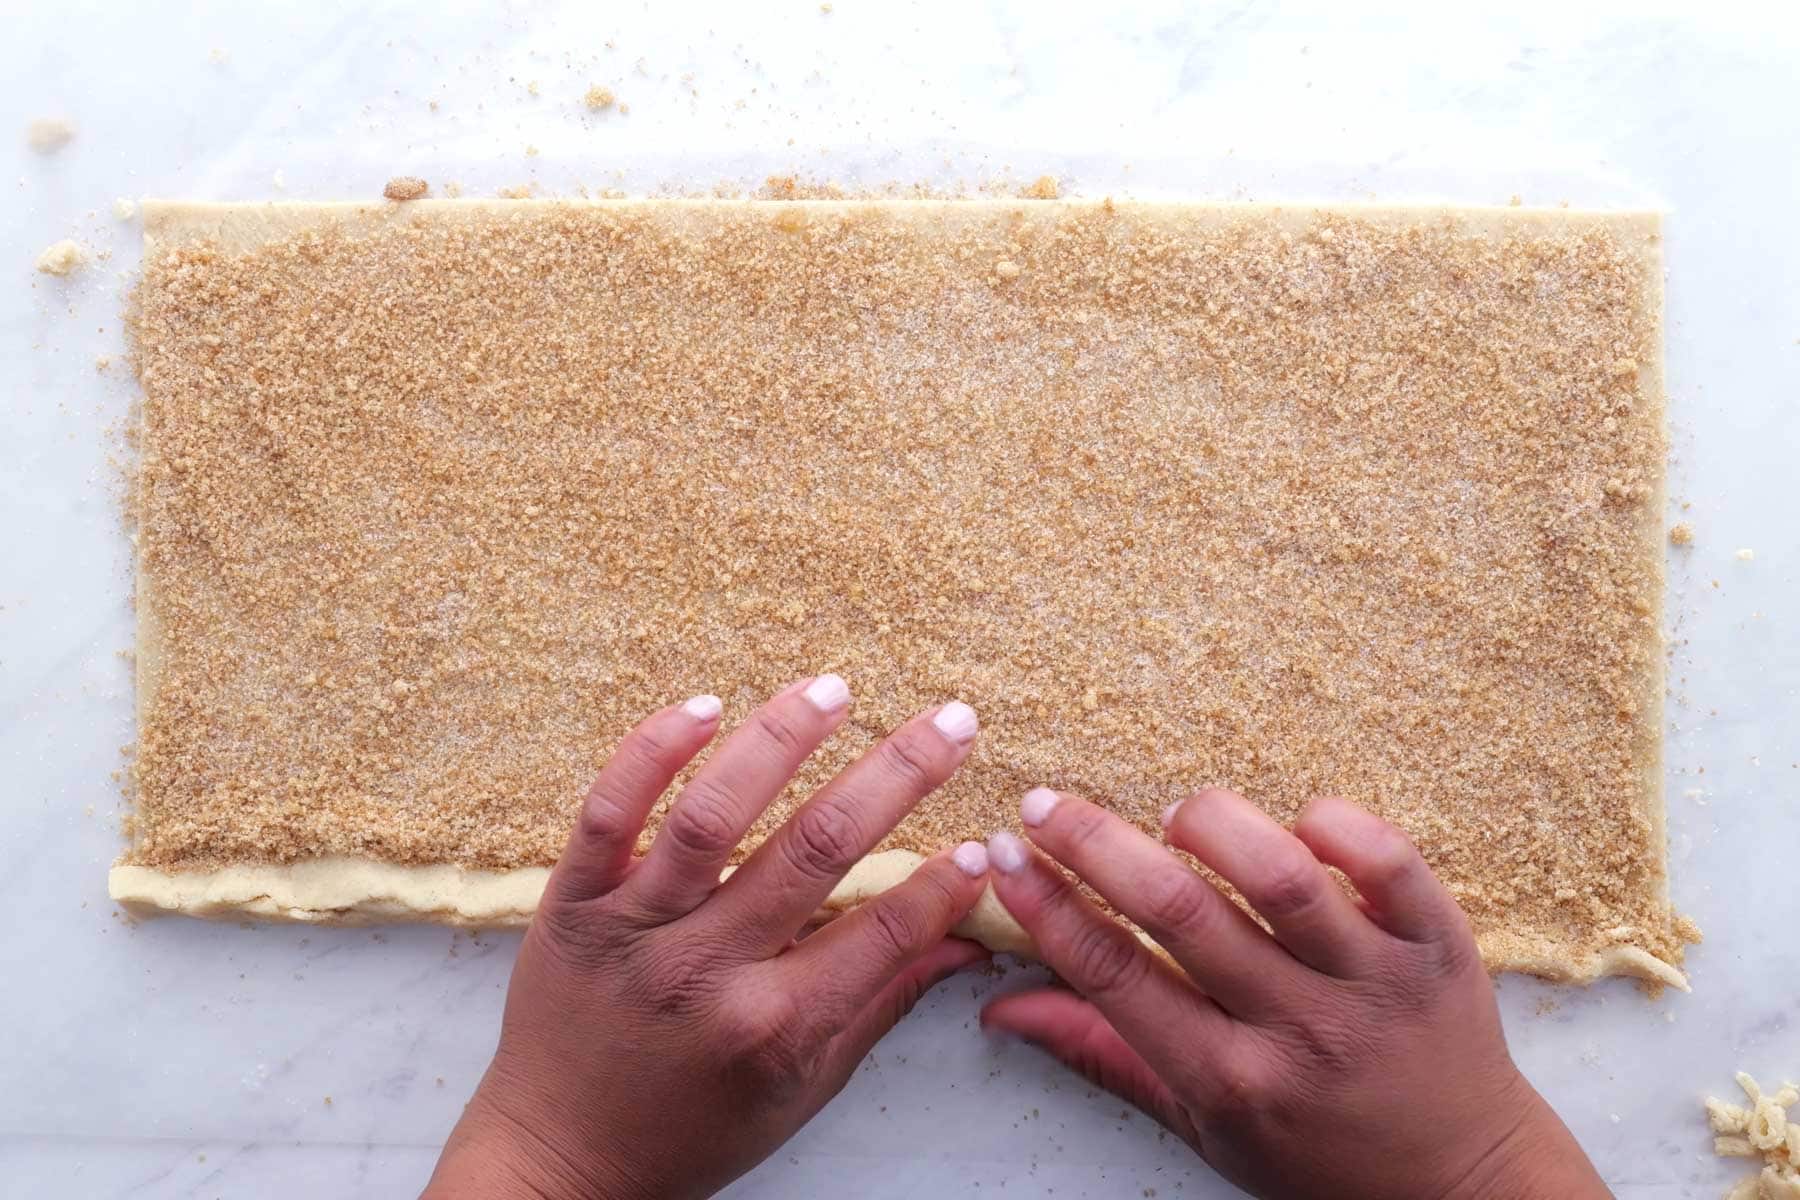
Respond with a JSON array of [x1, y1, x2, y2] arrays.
[[584, 85, 615, 111], [34, 239, 85, 276], [1670, 523, 1695, 546], [27, 117, 75, 153], [1735, 548, 1755, 561], [383, 176, 428, 202], [272, 169, 286, 191], [209, 48, 229, 65], [527, 80, 541, 97], [114, 197, 137, 220], [525, 145, 540, 158]]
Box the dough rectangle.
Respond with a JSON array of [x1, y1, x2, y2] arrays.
[[116, 198, 1686, 987]]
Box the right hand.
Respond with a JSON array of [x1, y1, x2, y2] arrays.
[[981, 787, 1613, 1200]]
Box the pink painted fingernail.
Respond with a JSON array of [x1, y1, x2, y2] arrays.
[[682, 694, 723, 722], [952, 841, 989, 877], [801, 673, 850, 713], [1020, 787, 1061, 827], [932, 700, 979, 744], [1161, 800, 1184, 829], [987, 830, 1029, 875]]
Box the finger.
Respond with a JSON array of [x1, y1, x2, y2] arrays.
[[982, 989, 1188, 1134], [986, 831, 1237, 1080], [712, 701, 981, 951], [776, 844, 989, 1028], [819, 936, 988, 1089], [1163, 788, 1376, 977], [1017, 788, 1303, 1016], [627, 674, 850, 921], [546, 696, 723, 905], [1292, 795, 1468, 944]]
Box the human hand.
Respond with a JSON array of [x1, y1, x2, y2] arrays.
[[981, 788, 1612, 1200], [424, 676, 993, 1200]]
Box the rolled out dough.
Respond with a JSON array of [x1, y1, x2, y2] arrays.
[[114, 198, 1685, 990]]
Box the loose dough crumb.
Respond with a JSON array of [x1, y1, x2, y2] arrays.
[[1023, 175, 1061, 200], [1735, 548, 1755, 561], [35, 239, 85, 276], [1671, 523, 1694, 546], [383, 177, 429, 202], [1708, 1074, 1800, 1199], [27, 117, 75, 153], [583, 85, 615, 111], [127, 200, 1682, 978], [114, 197, 138, 221]]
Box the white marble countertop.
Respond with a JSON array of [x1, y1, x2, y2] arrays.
[[3, 2, 1796, 1196]]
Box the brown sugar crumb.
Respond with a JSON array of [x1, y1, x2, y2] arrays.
[[496, 184, 533, 199], [1670, 523, 1695, 546], [382, 176, 429, 202], [1023, 175, 1061, 200], [127, 201, 1682, 977], [583, 85, 615, 111]]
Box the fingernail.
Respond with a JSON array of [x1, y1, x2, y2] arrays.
[[1161, 799, 1184, 829], [1020, 787, 1060, 827], [682, 694, 723, 722], [801, 673, 850, 713], [952, 840, 989, 877], [987, 830, 1029, 875], [932, 700, 979, 744]]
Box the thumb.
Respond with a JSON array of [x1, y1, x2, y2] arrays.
[[821, 937, 989, 1086], [981, 988, 1189, 1136]]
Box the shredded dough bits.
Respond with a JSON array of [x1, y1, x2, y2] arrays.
[[1709, 1074, 1800, 1200], [127, 200, 1688, 981]]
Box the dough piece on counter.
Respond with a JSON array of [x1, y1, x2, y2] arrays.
[[1708, 1074, 1800, 1199], [116, 198, 1686, 987]]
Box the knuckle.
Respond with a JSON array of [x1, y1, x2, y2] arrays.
[[1211, 1051, 1282, 1114], [1058, 804, 1111, 858], [1253, 850, 1327, 921], [1365, 825, 1422, 885], [876, 726, 943, 791], [724, 996, 813, 1093], [862, 894, 931, 963], [576, 794, 634, 846], [1137, 866, 1217, 935], [1063, 921, 1147, 998], [663, 791, 742, 860], [783, 799, 866, 880], [751, 707, 810, 757], [626, 718, 677, 764]]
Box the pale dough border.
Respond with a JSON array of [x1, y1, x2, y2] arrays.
[[116, 198, 1680, 991]]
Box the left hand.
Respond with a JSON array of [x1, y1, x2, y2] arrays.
[[423, 675, 992, 1200]]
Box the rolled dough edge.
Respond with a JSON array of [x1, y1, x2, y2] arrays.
[[108, 853, 1684, 989]]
